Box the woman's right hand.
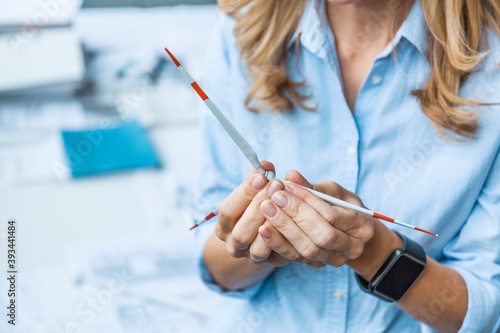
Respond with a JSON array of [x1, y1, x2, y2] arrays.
[[214, 161, 325, 268]]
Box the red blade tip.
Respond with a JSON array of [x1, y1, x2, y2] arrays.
[[189, 224, 199, 231], [415, 227, 438, 237], [373, 212, 395, 223], [164, 47, 181, 67], [205, 212, 216, 220]]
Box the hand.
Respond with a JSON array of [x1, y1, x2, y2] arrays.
[[214, 162, 325, 267], [258, 170, 375, 267]]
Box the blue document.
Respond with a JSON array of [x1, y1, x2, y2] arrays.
[[62, 120, 160, 177]]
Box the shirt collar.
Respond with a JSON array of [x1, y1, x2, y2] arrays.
[[290, 0, 339, 73], [290, 0, 427, 58], [290, 0, 329, 53], [385, 0, 427, 57]]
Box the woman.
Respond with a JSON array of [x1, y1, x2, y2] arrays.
[[193, 0, 500, 331]]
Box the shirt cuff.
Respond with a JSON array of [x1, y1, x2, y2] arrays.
[[194, 221, 266, 299], [446, 265, 500, 333]]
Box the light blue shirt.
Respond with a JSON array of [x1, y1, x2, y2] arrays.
[[193, 1, 500, 332]]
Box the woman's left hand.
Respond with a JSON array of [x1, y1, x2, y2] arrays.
[[258, 170, 375, 267]]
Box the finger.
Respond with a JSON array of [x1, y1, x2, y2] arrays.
[[326, 206, 373, 243], [266, 251, 291, 267], [286, 182, 370, 239], [216, 162, 274, 237], [306, 260, 327, 268], [259, 160, 276, 176], [258, 221, 306, 264], [270, 189, 352, 253], [313, 179, 360, 205], [283, 182, 339, 225], [284, 170, 318, 190], [248, 234, 272, 263], [285, 170, 358, 204], [265, 251, 324, 268], [229, 190, 266, 250], [286, 183, 373, 259], [259, 223, 327, 268], [231, 180, 285, 250], [225, 236, 248, 259], [260, 199, 331, 262]]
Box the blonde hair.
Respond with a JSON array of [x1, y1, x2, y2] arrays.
[[218, 0, 500, 138]]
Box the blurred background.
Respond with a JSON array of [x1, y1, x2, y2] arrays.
[[0, 0, 236, 332]]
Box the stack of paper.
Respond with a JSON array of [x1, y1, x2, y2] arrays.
[[0, 0, 83, 28], [0, 0, 85, 95]]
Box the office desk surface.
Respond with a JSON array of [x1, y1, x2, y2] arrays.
[[0, 5, 226, 333]]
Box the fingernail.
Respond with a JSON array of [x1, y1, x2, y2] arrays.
[[252, 174, 266, 190], [262, 201, 277, 218], [272, 192, 288, 208], [267, 181, 283, 197], [260, 228, 272, 241]]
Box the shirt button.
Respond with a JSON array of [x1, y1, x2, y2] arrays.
[[347, 145, 357, 156], [370, 74, 382, 85], [333, 290, 343, 300]]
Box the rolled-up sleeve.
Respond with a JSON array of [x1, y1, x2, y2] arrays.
[[192, 13, 267, 299], [194, 220, 267, 298], [441, 147, 500, 332]]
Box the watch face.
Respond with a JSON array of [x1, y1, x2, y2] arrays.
[[375, 254, 426, 300]]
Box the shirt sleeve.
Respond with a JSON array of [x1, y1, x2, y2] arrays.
[[441, 146, 500, 332], [192, 12, 267, 299]]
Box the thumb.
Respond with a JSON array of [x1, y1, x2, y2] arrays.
[[285, 171, 357, 204], [284, 170, 318, 190], [259, 160, 276, 177]]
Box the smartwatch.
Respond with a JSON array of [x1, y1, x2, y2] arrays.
[[355, 232, 427, 302]]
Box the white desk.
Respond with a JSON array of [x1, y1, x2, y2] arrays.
[[0, 5, 230, 333], [0, 2, 216, 269]]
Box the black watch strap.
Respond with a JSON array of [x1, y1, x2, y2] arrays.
[[355, 232, 427, 302]]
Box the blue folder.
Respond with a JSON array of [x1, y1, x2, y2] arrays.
[[61, 120, 161, 177]]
